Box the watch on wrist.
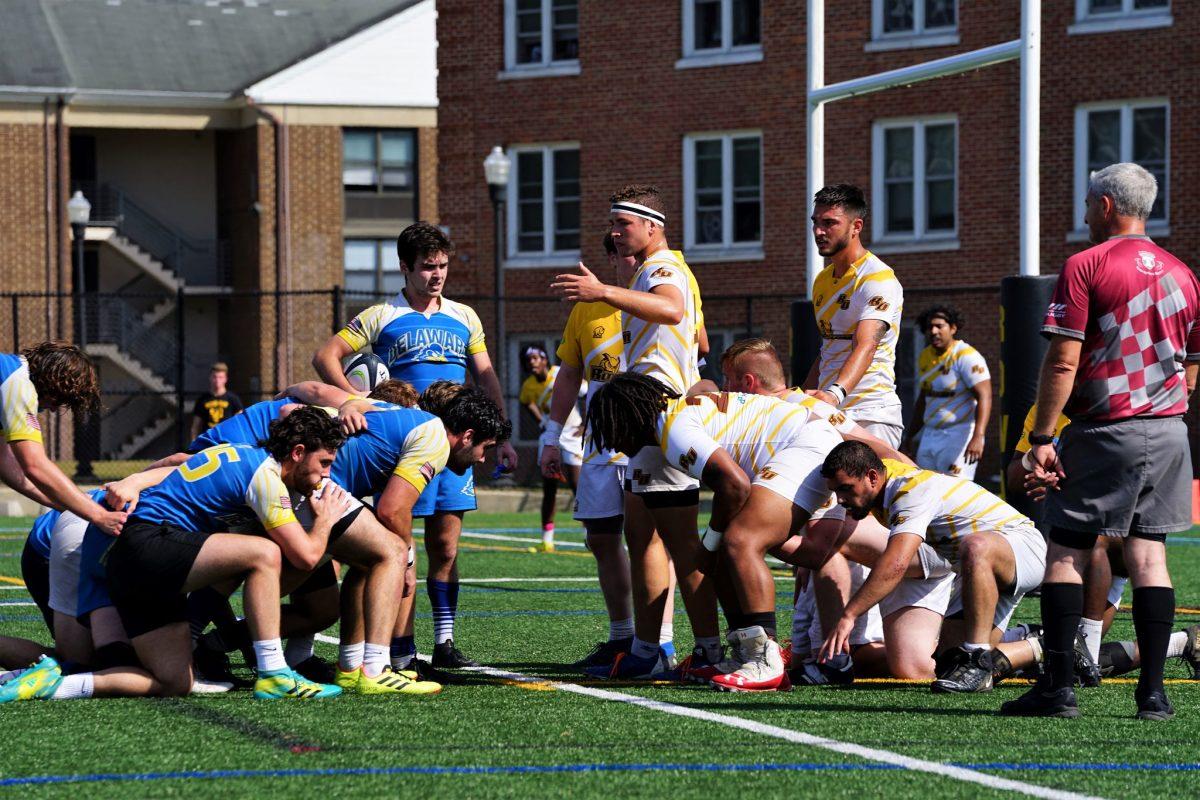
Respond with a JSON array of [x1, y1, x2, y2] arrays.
[[1028, 432, 1055, 446]]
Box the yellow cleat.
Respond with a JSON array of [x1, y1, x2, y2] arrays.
[[0, 655, 62, 703], [534, 541, 555, 553], [335, 667, 361, 691], [356, 666, 442, 696]]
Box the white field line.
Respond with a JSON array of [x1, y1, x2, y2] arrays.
[[453, 531, 587, 548], [464, 666, 1106, 800], [0, 601, 35, 606]]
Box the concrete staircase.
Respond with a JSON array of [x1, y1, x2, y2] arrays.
[[84, 227, 182, 292], [112, 413, 175, 460]]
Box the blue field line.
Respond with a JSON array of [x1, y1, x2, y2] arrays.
[[5, 760, 1200, 787], [0, 614, 41, 622]]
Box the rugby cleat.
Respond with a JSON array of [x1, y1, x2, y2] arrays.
[[1181, 625, 1200, 681], [432, 640, 479, 669], [571, 637, 632, 670], [711, 627, 787, 693], [0, 655, 62, 703], [998, 681, 1080, 718], [682, 632, 744, 683], [1135, 690, 1175, 721], [584, 650, 672, 681], [932, 646, 994, 694], [254, 668, 342, 700], [190, 679, 234, 694], [356, 666, 442, 696], [530, 541, 555, 553], [193, 640, 251, 688], [1073, 631, 1102, 688], [335, 666, 361, 691], [293, 655, 337, 684]]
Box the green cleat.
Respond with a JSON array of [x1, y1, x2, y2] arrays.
[[0, 655, 63, 704], [254, 668, 342, 700]]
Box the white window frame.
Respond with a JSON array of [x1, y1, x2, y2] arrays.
[[508, 333, 562, 445], [683, 131, 765, 262], [1069, 0, 1171, 36], [500, 0, 581, 79], [505, 143, 582, 269], [1071, 99, 1170, 241], [871, 116, 959, 252], [677, 0, 763, 70], [867, 0, 959, 52]]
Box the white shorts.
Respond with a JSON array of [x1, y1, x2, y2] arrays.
[[845, 403, 904, 448], [539, 436, 583, 468], [793, 565, 884, 654], [48, 511, 89, 617], [917, 422, 977, 480], [1108, 576, 1128, 611], [574, 462, 626, 520], [753, 423, 844, 516], [628, 445, 699, 495]]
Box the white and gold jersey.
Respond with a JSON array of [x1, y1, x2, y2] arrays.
[[873, 458, 1033, 566], [811, 252, 903, 422], [558, 300, 625, 466], [623, 249, 702, 396], [917, 341, 990, 429], [519, 365, 584, 450], [657, 392, 814, 480], [782, 388, 856, 435]]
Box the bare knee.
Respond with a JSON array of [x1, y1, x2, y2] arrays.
[[722, 525, 759, 560], [959, 536, 990, 566], [157, 669, 193, 698], [889, 652, 935, 680]]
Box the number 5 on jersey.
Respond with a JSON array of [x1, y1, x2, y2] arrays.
[[180, 443, 242, 482]]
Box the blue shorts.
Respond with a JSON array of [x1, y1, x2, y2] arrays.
[[77, 526, 114, 618], [412, 468, 477, 518]]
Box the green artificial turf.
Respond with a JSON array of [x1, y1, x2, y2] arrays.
[[0, 512, 1198, 799]]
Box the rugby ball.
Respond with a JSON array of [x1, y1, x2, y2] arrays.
[[342, 353, 389, 393]]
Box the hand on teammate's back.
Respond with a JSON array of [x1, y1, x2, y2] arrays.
[[104, 476, 143, 513], [551, 264, 606, 303], [338, 406, 369, 436], [94, 508, 127, 537], [805, 388, 840, 407]]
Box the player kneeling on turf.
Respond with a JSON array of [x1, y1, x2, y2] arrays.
[[818, 442, 1046, 693]]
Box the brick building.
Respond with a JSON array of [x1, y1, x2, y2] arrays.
[[435, 0, 1195, 481], [0, 0, 437, 459]]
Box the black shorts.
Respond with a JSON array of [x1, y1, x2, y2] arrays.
[[290, 559, 339, 597], [106, 518, 208, 638], [20, 539, 53, 634]]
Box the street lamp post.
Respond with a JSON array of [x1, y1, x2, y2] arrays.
[[67, 190, 96, 481], [483, 146, 512, 413]]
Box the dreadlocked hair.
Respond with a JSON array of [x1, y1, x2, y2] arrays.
[[23, 341, 100, 419], [369, 379, 419, 408], [585, 372, 679, 455], [261, 405, 346, 461]]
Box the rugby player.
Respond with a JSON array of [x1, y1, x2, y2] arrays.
[[819, 442, 1046, 693], [314, 222, 517, 669], [554, 186, 721, 680], [519, 345, 582, 552]]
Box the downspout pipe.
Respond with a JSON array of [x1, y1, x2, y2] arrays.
[[247, 98, 289, 394]]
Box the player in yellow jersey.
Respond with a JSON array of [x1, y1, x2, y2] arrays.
[[554, 186, 721, 680], [805, 185, 905, 447], [902, 306, 992, 479], [519, 346, 582, 551], [819, 442, 1047, 693]]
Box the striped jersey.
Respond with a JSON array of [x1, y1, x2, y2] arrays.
[[811, 252, 903, 420], [558, 300, 625, 465], [917, 341, 990, 429], [657, 392, 817, 480], [873, 458, 1033, 565], [782, 388, 856, 435], [519, 366, 584, 452], [623, 250, 703, 396], [0, 354, 43, 444], [131, 444, 298, 533], [337, 292, 487, 392]]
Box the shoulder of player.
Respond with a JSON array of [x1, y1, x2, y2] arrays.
[[437, 296, 483, 324], [0, 353, 29, 385], [855, 255, 901, 289]]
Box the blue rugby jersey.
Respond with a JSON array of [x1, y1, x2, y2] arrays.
[[26, 489, 107, 559], [330, 406, 449, 499], [0, 353, 43, 444], [188, 397, 300, 452]]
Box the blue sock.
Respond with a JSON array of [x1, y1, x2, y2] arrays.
[[390, 636, 417, 669], [659, 641, 676, 659], [428, 579, 459, 645]]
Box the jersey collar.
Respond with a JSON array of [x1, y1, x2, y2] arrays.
[[394, 288, 443, 318]]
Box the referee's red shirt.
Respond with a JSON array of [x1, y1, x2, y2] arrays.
[[1042, 235, 1200, 421]]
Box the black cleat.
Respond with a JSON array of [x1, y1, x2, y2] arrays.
[[1135, 690, 1175, 721], [1073, 632, 1102, 688], [932, 646, 993, 694], [192, 642, 251, 688], [1181, 625, 1200, 681], [999, 681, 1080, 718], [572, 637, 632, 670], [292, 655, 337, 684], [432, 640, 479, 668]]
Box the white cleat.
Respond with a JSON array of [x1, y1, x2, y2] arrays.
[[711, 626, 787, 693]]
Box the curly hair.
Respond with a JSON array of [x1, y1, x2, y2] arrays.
[[916, 304, 963, 333], [609, 184, 664, 215], [397, 221, 455, 270], [813, 184, 868, 221], [419, 381, 510, 443], [262, 405, 346, 461], [369, 379, 420, 408], [585, 372, 678, 455], [23, 341, 100, 419]]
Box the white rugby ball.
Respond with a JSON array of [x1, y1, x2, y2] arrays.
[[342, 353, 389, 393]]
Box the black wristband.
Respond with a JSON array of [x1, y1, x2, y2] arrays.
[[1028, 432, 1055, 446]]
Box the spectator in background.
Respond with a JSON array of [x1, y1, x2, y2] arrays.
[[190, 362, 244, 442]]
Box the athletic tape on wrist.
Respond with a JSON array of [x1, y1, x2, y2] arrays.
[[1020, 450, 1037, 471], [701, 526, 723, 552]]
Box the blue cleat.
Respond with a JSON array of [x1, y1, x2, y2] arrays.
[[0, 655, 63, 703]]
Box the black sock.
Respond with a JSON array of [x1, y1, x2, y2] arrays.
[[1133, 586, 1175, 698], [1041, 582, 1083, 691], [187, 587, 233, 640], [1099, 641, 1136, 677], [744, 612, 777, 639]]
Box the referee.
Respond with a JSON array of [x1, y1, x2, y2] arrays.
[[1002, 163, 1200, 721]]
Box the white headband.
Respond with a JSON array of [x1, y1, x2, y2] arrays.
[[611, 201, 666, 227]]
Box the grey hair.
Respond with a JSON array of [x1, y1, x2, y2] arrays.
[[1088, 162, 1158, 220]]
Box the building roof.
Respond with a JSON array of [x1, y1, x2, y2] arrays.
[[0, 0, 421, 99]]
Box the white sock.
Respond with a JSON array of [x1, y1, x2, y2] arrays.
[[609, 617, 634, 641], [253, 639, 288, 673], [285, 635, 315, 667], [1167, 630, 1188, 659], [962, 642, 989, 652], [1078, 617, 1104, 662], [695, 636, 722, 663], [542, 523, 554, 545], [630, 637, 659, 659], [1028, 637, 1044, 663], [658, 622, 674, 646], [51, 672, 94, 700], [338, 641, 365, 671], [362, 643, 389, 678]]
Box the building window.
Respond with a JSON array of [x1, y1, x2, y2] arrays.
[[869, 0, 958, 49], [872, 118, 957, 246], [504, 0, 579, 74], [343, 239, 404, 300], [683, 133, 763, 258], [682, 0, 761, 57], [342, 130, 416, 193], [1074, 101, 1168, 228], [506, 145, 581, 265], [1071, 0, 1170, 33]]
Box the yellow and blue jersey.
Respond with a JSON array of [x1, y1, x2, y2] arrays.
[[189, 397, 300, 452], [26, 489, 106, 560], [336, 294, 487, 392], [131, 444, 298, 533], [330, 406, 450, 499], [0, 353, 43, 445]]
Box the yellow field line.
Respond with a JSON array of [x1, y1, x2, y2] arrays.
[[0, 575, 26, 586]]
